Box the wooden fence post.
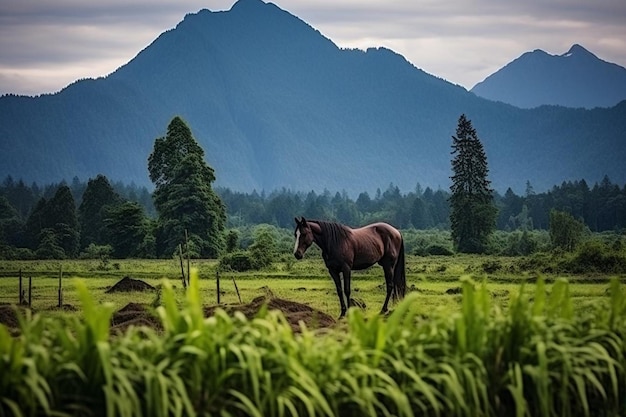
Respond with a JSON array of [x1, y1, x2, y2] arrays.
[[232, 275, 242, 304], [185, 229, 190, 287], [19, 269, 23, 304], [58, 264, 63, 308], [178, 244, 187, 289], [216, 270, 220, 304]]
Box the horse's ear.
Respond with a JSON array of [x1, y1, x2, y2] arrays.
[[294, 217, 300, 225], [301, 217, 307, 225]]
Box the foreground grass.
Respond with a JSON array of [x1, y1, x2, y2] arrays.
[[1, 271, 625, 417]]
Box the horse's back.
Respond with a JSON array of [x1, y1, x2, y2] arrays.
[[352, 222, 402, 256], [361, 222, 402, 241]]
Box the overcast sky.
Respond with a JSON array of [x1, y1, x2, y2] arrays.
[[1, 0, 625, 96]]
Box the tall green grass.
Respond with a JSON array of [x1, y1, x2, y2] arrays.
[[1, 271, 625, 416]]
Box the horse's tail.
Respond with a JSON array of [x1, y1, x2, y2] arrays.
[[393, 238, 406, 301]]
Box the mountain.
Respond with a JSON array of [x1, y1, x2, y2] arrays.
[[1, 0, 625, 196], [471, 44, 626, 109]]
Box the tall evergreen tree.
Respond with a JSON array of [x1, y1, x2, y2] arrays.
[[0, 196, 23, 247], [48, 185, 80, 257], [104, 201, 152, 258], [148, 117, 226, 258], [449, 114, 497, 253], [26, 185, 80, 257], [78, 174, 121, 249], [410, 197, 432, 229], [25, 197, 48, 249]]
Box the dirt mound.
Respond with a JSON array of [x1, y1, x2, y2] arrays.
[[110, 302, 161, 333], [0, 304, 20, 329], [204, 296, 336, 332], [106, 276, 155, 293]]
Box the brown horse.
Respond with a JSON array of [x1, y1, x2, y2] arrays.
[[293, 217, 406, 318]]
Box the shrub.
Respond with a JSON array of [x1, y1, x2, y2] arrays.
[[0, 245, 35, 260], [549, 210, 586, 251], [562, 240, 626, 273], [425, 244, 454, 256], [515, 253, 559, 274], [219, 250, 255, 272], [482, 260, 502, 273]]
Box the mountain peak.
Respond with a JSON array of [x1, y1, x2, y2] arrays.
[[471, 44, 626, 109], [231, 0, 267, 12], [562, 44, 595, 59]]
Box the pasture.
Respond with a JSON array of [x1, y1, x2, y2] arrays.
[[0, 255, 619, 319], [1, 256, 626, 416]]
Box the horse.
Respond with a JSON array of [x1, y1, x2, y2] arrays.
[[293, 217, 406, 318]]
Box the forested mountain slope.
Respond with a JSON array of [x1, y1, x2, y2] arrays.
[[1, 0, 625, 194]]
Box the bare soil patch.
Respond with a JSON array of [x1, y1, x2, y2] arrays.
[[204, 296, 336, 332], [106, 276, 155, 293], [0, 303, 20, 329], [110, 302, 162, 333]]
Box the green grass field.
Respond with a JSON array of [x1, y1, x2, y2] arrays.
[[2, 257, 625, 416], [0, 255, 620, 319]]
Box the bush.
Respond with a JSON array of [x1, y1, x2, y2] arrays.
[[0, 245, 35, 260], [515, 252, 559, 274], [482, 260, 502, 273], [425, 244, 454, 256], [219, 250, 255, 272], [80, 244, 113, 259], [562, 240, 626, 273]]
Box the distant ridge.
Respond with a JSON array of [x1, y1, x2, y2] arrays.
[[0, 1, 625, 195], [471, 44, 626, 109]]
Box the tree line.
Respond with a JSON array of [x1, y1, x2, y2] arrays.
[[219, 176, 626, 233], [1, 116, 625, 261]]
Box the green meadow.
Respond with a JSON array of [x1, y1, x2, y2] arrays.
[[0, 255, 619, 318]]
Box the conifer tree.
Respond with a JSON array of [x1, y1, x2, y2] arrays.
[[26, 185, 80, 258], [78, 174, 121, 249], [449, 114, 497, 253], [148, 116, 226, 258]]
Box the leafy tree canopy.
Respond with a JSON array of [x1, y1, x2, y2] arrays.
[[148, 117, 225, 258]]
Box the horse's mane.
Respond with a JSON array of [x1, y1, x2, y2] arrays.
[[311, 220, 350, 255]]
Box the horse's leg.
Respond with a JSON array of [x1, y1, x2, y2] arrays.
[[380, 263, 394, 314], [342, 266, 352, 308], [329, 268, 347, 318]]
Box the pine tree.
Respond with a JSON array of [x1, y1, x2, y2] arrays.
[[449, 114, 497, 253], [104, 201, 151, 258], [48, 185, 80, 257], [148, 117, 226, 258], [26, 185, 80, 257], [78, 174, 121, 249]]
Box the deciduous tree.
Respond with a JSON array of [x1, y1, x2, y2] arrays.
[[549, 209, 585, 251]]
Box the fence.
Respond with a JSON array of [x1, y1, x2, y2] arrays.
[[0, 268, 67, 308]]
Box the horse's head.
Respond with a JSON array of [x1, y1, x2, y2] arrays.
[[293, 217, 314, 259]]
